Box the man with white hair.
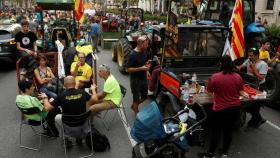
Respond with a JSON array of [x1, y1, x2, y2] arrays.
[[126, 35, 150, 113], [88, 64, 122, 114]]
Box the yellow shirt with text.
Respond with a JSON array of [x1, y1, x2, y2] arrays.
[[70, 62, 92, 81]]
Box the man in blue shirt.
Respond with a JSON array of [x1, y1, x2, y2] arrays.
[[90, 19, 101, 53]]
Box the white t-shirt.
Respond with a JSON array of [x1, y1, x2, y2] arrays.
[[242, 59, 268, 84]]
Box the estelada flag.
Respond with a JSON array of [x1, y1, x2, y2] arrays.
[[230, 0, 244, 60], [74, 0, 84, 22]]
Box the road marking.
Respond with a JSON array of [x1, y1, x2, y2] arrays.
[[118, 106, 137, 146], [266, 120, 280, 131]]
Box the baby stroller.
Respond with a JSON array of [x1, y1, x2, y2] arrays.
[[131, 101, 207, 158]]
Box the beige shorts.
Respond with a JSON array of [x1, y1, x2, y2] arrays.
[[89, 100, 117, 113]]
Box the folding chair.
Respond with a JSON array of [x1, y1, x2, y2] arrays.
[[102, 84, 129, 130], [61, 111, 93, 158], [17, 105, 53, 151]]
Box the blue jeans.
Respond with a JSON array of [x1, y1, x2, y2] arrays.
[[40, 86, 57, 99]]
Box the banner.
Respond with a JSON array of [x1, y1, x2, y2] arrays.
[[164, 1, 180, 57]]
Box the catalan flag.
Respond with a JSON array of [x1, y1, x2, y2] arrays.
[[74, 0, 84, 23], [229, 0, 244, 60]]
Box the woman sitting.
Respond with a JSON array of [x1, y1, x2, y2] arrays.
[[34, 55, 57, 99]]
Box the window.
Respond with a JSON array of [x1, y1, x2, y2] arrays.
[[266, 0, 274, 10]]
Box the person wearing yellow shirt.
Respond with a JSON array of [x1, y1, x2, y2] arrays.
[[71, 53, 93, 89], [259, 38, 271, 63]]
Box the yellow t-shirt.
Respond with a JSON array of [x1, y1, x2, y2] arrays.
[[259, 49, 270, 62], [70, 62, 92, 81]]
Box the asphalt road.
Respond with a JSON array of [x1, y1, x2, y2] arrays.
[[0, 49, 280, 158]]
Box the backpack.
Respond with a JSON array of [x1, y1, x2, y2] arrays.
[[86, 127, 110, 152]]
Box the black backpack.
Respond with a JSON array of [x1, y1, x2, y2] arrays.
[[86, 127, 110, 152]]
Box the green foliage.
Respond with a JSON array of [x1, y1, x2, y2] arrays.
[[265, 24, 280, 51], [143, 13, 166, 23]]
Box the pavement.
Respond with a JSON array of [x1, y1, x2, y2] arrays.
[[0, 49, 280, 158]]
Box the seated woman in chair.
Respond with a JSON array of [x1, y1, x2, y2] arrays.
[[16, 79, 59, 137], [88, 64, 122, 115], [70, 52, 93, 89], [34, 55, 57, 99]]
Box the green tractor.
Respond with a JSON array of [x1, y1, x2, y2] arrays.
[[111, 8, 163, 74], [35, 0, 77, 52]]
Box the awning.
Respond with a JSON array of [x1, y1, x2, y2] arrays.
[[35, 0, 74, 10]]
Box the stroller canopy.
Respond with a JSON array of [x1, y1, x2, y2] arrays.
[[131, 101, 166, 143]]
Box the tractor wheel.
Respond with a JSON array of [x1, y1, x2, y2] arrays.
[[111, 42, 117, 62], [266, 63, 280, 104], [117, 38, 132, 74]]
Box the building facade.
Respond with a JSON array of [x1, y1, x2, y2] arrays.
[[137, 0, 280, 25], [255, 0, 280, 25]]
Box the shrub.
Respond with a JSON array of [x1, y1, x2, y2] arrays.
[[265, 23, 280, 52]]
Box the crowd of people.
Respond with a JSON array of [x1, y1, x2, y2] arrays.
[[200, 38, 280, 158], [10, 6, 280, 158], [14, 11, 121, 147]]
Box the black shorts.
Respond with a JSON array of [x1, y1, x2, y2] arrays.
[[130, 77, 148, 102]]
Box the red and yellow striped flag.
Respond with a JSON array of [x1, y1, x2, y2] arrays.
[[74, 0, 84, 23], [230, 0, 244, 60]]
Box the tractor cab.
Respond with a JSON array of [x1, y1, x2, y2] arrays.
[[121, 8, 144, 34], [35, 0, 76, 52]]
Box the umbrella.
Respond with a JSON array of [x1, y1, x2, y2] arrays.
[[245, 22, 265, 34]]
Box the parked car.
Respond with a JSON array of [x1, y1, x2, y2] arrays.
[[0, 18, 21, 62]]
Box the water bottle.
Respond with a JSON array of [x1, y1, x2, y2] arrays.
[[181, 81, 189, 103], [192, 73, 197, 82]]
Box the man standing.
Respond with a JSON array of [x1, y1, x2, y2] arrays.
[[238, 48, 268, 128], [15, 19, 38, 71], [90, 18, 101, 53], [126, 36, 150, 113], [70, 53, 93, 89], [88, 64, 122, 114]]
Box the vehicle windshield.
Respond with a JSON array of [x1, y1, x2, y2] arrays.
[[164, 27, 227, 57], [203, 0, 253, 26], [0, 18, 16, 25]]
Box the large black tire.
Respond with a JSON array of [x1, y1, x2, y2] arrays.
[[117, 38, 132, 74], [266, 63, 280, 103], [111, 42, 117, 62]]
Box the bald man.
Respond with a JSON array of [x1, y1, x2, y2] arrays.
[[42, 76, 96, 145]]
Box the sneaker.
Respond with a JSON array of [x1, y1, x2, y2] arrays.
[[41, 131, 59, 137], [254, 119, 266, 128], [20, 68, 27, 75], [198, 152, 215, 158], [221, 154, 228, 158], [148, 90, 154, 96]]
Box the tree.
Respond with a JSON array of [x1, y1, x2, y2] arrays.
[[265, 23, 280, 53]]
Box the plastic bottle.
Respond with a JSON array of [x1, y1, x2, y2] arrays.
[[181, 81, 189, 103], [192, 73, 197, 82], [263, 91, 267, 99]]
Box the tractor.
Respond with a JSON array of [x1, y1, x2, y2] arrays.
[[35, 0, 77, 52], [111, 8, 164, 74], [154, 0, 280, 124]]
